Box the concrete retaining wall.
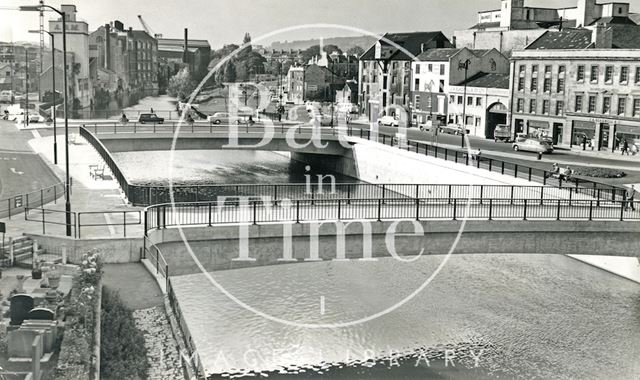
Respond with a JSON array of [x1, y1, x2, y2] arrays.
[[25, 234, 142, 264], [148, 221, 640, 276]]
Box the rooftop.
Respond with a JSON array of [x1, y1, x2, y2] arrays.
[[457, 72, 510, 89], [526, 29, 593, 49], [360, 31, 449, 60], [157, 38, 211, 49]]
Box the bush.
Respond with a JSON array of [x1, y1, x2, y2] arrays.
[[100, 288, 148, 380], [571, 166, 626, 179]]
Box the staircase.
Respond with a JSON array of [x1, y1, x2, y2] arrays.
[[0, 236, 60, 268]]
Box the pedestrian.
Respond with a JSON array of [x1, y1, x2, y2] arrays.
[[622, 139, 629, 155], [548, 162, 560, 178], [561, 166, 572, 181], [625, 185, 636, 211], [150, 107, 154, 114], [590, 137, 595, 150], [582, 135, 587, 151]]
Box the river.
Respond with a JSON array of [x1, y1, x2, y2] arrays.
[[171, 254, 640, 379]]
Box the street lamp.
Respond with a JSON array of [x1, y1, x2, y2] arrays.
[[458, 59, 471, 149], [21, 4, 72, 237], [29, 29, 57, 164]]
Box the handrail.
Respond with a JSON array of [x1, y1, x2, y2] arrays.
[[143, 196, 639, 234], [0, 182, 66, 219]]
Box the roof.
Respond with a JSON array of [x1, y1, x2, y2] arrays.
[[589, 16, 637, 25], [345, 82, 358, 93], [469, 21, 501, 30], [526, 29, 593, 49], [457, 72, 510, 89], [610, 24, 640, 48], [360, 31, 449, 61], [416, 48, 461, 61], [157, 38, 211, 49]]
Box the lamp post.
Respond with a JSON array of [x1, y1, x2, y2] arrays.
[[458, 59, 471, 149], [24, 49, 29, 127], [21, 4, 71, 237], [29, 29, 57, 164]]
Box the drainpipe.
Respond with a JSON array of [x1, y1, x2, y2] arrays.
[[508, 57, 516, 139]]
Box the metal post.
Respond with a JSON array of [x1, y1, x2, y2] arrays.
[[589, 200, 593, 221], [488, 198, 493, 220], [523, 199, 527, 220], [61, 12, 72, 237], [556, 199, 561, 221], [50, 33, 58, 164], [295, 200, 300, 223], [452, 198, 457, 220], [377, 198, 382, 222], [123, 211, 127, 237]]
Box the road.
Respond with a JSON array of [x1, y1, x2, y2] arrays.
[[0, 120, 60, 201]]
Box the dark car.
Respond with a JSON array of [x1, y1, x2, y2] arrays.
[[138, 113, 164, 124]]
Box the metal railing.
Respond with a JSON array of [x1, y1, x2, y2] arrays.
[[128, 182, 600, 207], [346, 128, 626, 200], [144, 197, 639, 233], [23, 207, 141, 239], [0, 182, 66, 219], [142, 237, 169, 289]]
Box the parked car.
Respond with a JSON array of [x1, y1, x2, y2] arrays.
[[138, 113, 164, 124], [28, 113, 45, 123], [512, 138, 554, 154], [207, 112, 230, 124], [0, 90, 15, 103], [493, 124, 511, 142], [378, 115, 399, 127], [439, 124, 470, 135]]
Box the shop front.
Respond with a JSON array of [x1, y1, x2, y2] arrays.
[[568, 114, 640, 152], [526, 119, 550, 138]]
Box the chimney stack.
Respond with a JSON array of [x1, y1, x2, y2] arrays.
[[592, 23, 612, 48], [105, 24, 111, 70], [183, 28, 188, 64]]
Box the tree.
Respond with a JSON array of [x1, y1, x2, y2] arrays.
[[223, 62, 237, 83], [323, 44, 343, 55], [167, 67, 196, 100], [347, 45, 365, 58]]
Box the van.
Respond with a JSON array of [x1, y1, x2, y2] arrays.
[[0, 90, 14, 103], [493, 124, 511, 142]]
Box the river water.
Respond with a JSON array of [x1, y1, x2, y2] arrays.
[[171, 254, 640, 379]]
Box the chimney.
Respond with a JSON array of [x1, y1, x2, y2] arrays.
[[183, 28, 188, 64], [592, 23, 612, 48], [452, 36, 457, 48], [104, 24, 111, 70]]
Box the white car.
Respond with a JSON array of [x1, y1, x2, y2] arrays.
[[207, 112, 230, 124], [377, 115, 399, 127]]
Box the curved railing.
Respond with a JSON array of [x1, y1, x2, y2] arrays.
[[0, 181, 66, 219]]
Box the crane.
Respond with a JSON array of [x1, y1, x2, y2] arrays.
[[137, 15, 163, 38]]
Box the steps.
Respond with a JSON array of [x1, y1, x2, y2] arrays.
[[0, 236, 61, 268]]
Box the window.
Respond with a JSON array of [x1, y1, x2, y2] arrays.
[[605, 66, 613, 83], [575, 95, 583, 112], [603, 97, 611, 114], [543, 78, 551, 93], [577, 65, 585, 81], [544, 65, 551, 74], [519, 65, 525, 74], [634, 98, 640, 117], [556, 101, 564, 116], [392, 75, 397, 84], [588, 95, 597, 113], [529, 99, 537, 114], [557, 77, 565, 93], [415, 95, 421, 108], [530, 77, 538, 92], [428, 64, 433, 72], [476, 97, 482, 107], [620, 66, 629, 83], [457, 96, 463, 104], [636, 67, 640, 83], [559, 65, 566, 75], [517, 98, 524, 112], [415, 64, 420, 74], [439, 64, 445, 75], [542, 100, 550, 114], [618, 97, 627, 115], [532, 64, 538, 75], [450, 95, 455, 103], [590, 66, 599, 82], [518, 77, 525, 91], [414, 78, 420, 91], [475, 117, 481, 127], [465, 116, 473, 125], [467, 96, 473, 106]]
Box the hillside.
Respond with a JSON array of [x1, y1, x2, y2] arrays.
[[270, 35, 377, 52]]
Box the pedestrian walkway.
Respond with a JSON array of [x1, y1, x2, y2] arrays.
[[565, 145, 640, 162]]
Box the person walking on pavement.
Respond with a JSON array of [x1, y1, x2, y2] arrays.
[[625, 185, 636, 211], [622, 139, 629, 155], [582, 135, 587, 151]]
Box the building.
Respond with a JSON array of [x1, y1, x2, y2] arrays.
[[49, 5, 93, 108], [286, 65, 304, 104], [510, 26, 640, 149], [447, 73, 510, 138], [410, 47, 509, 130], [158, 34, 211, 82], [335, 81, 358, 105], [454, 0, 640, 55], [359, 31, 452, 121], [302, 64, 345, 102]]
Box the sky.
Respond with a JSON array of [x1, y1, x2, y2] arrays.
[[2, 0, 637, 49]]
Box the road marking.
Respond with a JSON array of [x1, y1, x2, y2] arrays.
[[320, 296, 325, 315], [9, 168, 24, 175], [31, 129, 41, 139], [103, 212, 116, 235]]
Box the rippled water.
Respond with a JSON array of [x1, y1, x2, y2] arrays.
[[112, 150, 356, 185], [170, 254, 640, 379]]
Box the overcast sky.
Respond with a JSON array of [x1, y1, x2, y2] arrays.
[[2, 0, 637, 49]]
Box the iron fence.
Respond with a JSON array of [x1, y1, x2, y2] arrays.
[[24, 207, 77, 238], [23, 207, 140, 239], [144, 197, 639, 233], [77, 211, 142, 239], [0, 182, 66, 219]]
